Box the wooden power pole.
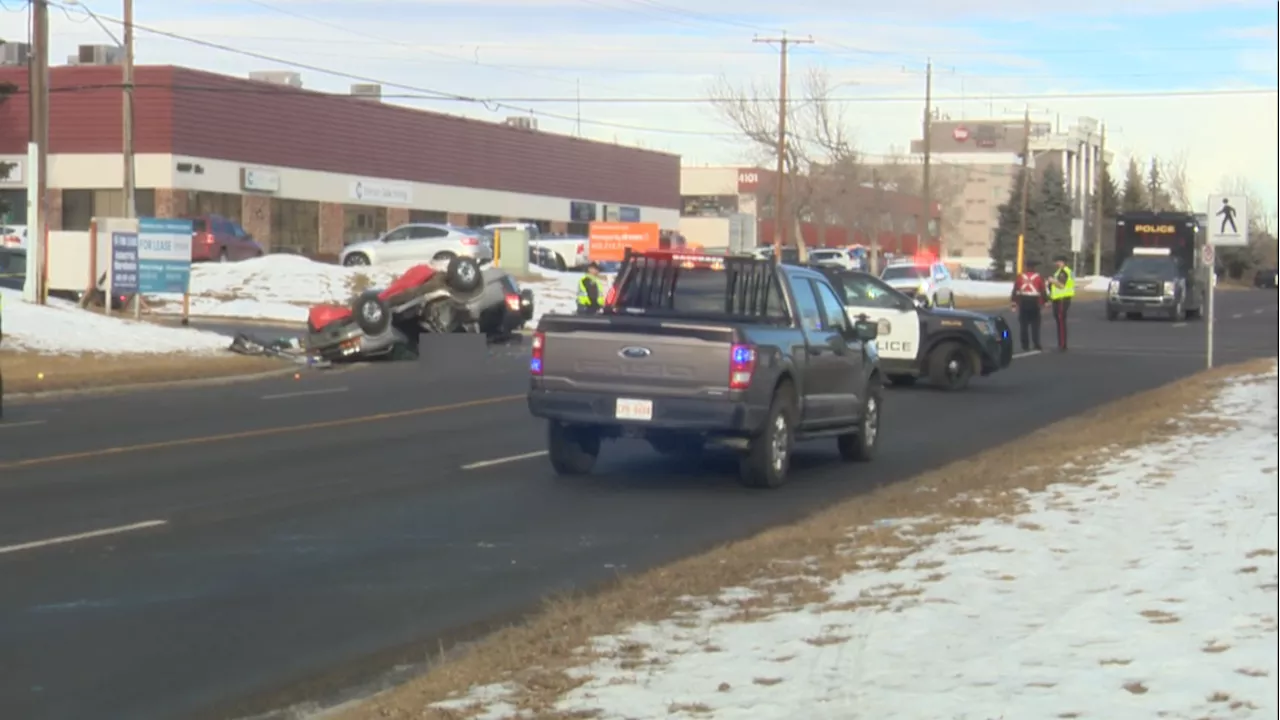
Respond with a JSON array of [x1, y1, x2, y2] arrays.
[[921, 59, 933, 256], [754, 32, 812, 258], [30, 0, 50, 304], [1093, 123, 1106, 276], [123, 0, 136, 219], [1016, 107, 1030, 274]]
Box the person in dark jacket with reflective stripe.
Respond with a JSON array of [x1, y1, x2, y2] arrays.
[[1010, 259, 1048, 352]]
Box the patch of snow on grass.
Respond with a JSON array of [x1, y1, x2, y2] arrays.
[[0, 287, 232, 354], [445, 364, 1279, 720]]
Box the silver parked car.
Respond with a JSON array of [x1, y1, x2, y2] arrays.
[[340, 223, 494, 267]]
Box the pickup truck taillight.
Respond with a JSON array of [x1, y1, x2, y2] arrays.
[[531, 331, 545, 375], [201, 232, 216, 244], [604, 286, 618, 306], [505, 293, 521, 312], [729, 343, 757, 390]]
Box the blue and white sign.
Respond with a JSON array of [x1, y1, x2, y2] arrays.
[[138, 217, 193, 294], [111, 231, 139, 294]]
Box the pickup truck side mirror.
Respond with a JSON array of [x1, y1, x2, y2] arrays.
[[852, 319, 878, 342], [914, 295, 931, 310]]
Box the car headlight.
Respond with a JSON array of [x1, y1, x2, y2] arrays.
[[1162, 281, 1176, 296], [1108, 279, 1119, 294], [975, 318, 996, 336]]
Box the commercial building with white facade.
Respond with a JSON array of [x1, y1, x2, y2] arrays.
[[0, 60, 680, 257]]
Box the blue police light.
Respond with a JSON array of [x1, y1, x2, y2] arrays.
[[732, 346, 753, 365], [530, 357, 542, 373]]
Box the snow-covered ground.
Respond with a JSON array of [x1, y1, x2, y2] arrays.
[[435, 364, 1279, 720], [0, 287, 232, 354]]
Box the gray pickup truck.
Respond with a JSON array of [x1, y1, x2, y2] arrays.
[[527, 250, 885, 488]]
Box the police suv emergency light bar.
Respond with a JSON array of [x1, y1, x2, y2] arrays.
[[1132, 247, 1172, 256]]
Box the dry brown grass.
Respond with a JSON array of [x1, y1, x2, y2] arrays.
[[1, 351, 288, 393], [333, 357, 1276, 720]]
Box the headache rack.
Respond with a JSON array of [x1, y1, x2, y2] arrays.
[[611, 248, 786, 319]]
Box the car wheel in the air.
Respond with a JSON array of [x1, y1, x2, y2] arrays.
[[548, 421, 600, 475], [351, 290, 391, 336], [927, 341, 975, 391], [445, 255, 482, 293], [837, 380, 881, 462], [739, 381, 796, 489]]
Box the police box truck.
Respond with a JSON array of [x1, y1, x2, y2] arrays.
[[1106, 211, 1206, 321]]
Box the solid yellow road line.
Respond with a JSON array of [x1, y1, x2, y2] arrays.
[[0, 394, 525, 472]]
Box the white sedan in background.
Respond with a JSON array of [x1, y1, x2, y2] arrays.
[[880, 261, 956, 308], [340, 224, 494, 267], [1, 225, 26, 248]]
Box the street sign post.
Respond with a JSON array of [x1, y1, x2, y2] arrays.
[[1070, 218, 1084, 274], [1204, 243, 1215, 368]]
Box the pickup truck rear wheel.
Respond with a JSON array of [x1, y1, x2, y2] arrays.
[[928, 341, 976, 391], [548, 421, 600, 475], [739, 383, 796, 489], [837, 382, 881, 462]]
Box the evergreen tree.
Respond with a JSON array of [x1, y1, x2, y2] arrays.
[[1028, 162, 1072, 268], [1146, 158, 1171, 211], [989, 168, 1030, 274], [1120, 157, 1147, 212], [1097, 160, 1120, 218]]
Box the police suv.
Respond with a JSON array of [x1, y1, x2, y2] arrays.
[[816, 267, 1013, 390]]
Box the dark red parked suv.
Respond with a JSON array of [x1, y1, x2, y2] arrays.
[[190, 214, 264, 262]]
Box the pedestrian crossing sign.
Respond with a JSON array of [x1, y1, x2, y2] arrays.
[[1206, 194, 1249, 247]]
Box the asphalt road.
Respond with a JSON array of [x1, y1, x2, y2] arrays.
[[1, 292, 1275, 720]]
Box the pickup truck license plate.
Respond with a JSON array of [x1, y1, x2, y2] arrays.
[[615, 398, 653, 421]]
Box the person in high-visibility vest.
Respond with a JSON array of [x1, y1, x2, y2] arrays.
[[1047, 254, 1075, 351], [576, 262, 604, 315]]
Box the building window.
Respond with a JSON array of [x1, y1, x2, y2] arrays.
[[567, 222, 589, 236], [0, 189, 25, 225], [61, 189, 93, 230], [189, 192, 243, 222], [271, 198, 320, 255], [681, 195, 739, 218], [467, 214, 500, 228], [409, 210, 448, 224], [135, 189, 156, 218], [344, 206, 386, 244]]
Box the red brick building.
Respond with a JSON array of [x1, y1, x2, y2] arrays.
[[0, 65, 681, 254]]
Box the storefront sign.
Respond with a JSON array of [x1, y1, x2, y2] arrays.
[[0, 159, 22, 184], [240, 167, 280, 193], [570, 201, 597, 222], [349, 179, 413, 205], [737, 169, 761, 193], [138, 217, 193, 294], [618, 206, 641, 222]]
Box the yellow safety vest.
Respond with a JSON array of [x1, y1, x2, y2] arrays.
[[1049, 266, 1075, 300], [577, 275, 601, 307]]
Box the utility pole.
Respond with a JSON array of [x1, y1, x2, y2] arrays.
[[754, 32, 812, 259], [123, 0, 136, 219], [1092, 123, 1106, 277], [28, 0, 50, 304], [1016, 106, 1030, 275], [921, 59, 933, 257]]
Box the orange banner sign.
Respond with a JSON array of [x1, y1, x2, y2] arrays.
[[588, 222, 660, 263]]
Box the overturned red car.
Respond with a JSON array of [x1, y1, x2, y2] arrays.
[[306, 256, 534, 361]]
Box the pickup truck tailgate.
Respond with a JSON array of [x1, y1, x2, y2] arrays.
[[540, 322, 736, 398]]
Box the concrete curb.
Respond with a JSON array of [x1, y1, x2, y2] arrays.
[[3, 362, 359, 404]]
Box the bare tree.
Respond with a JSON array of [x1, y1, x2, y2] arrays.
[[1156, 151, 1193, 211], [708, 68, 861, 259]]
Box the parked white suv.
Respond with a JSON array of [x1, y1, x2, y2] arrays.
[[880, 261, 956, 308], [807, 248, 858, 270], [340, 224, 493, 267]]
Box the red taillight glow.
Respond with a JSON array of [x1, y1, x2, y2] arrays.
[[201, 232, 216, 245], [530, 331, 545, 375], [729, 343, 757, 390], [460, 235, 479, 246], [604, 286, 618, 306], [505, 293, 521, 312]]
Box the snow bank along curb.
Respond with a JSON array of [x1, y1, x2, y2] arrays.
[[2, 365, 304, 402], [331, 358, 1278, 720], [0, 287, 232, 355]]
